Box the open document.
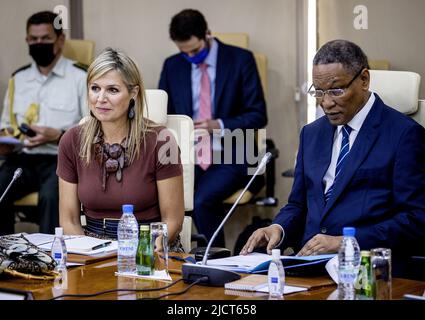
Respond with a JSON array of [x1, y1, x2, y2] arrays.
[[24, 233, 117, 256], [205, 252, 336, 276]]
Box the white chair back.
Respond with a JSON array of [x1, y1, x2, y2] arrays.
[[143, 89, 168, 125], [369, 70, 424, 126], [144, 90, 194, 212], [144, 90, 194, 252]]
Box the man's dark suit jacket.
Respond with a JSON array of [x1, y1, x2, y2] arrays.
[[158, 39, 267, 247], [274, 94, 425, 260], [158, 39, 267, 142]]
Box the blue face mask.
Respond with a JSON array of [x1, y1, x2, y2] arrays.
[[181, 46, 209, 65]]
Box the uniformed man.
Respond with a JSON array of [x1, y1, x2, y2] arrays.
[[0, 11, 87, 235]]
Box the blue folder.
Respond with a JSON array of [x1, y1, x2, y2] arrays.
[[251, 255, 335, 276]]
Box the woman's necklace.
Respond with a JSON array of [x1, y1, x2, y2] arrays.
[[93, 131, 129, 191]]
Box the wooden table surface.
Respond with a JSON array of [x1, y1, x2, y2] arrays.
[[0, 256, 424, 300]]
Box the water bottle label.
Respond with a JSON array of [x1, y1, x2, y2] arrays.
[[118, 240, 137, 257], [54, 252, 62, 259], [339, 267, 358, 283], [271, 277, 278, 284]]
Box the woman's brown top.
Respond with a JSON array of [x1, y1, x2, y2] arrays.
[[57, 124, 182, 221]]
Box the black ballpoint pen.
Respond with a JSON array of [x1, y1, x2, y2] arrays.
[[165, 255, 196, 263], [91, 241, 112, 251]]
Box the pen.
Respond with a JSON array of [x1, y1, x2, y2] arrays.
[[164, 255, 196, 263], [91, 241, 112, 251]]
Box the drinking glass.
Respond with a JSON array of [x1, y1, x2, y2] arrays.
[[150, 222, 168, 274], [371, 248, 392, 300]]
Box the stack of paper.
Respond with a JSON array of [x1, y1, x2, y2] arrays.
[[224, 274, 308, 295], [225, 274, 269, 291], [205, 252, 336, 275]]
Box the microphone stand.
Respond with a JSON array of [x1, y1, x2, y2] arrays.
[[0, 168, 23, 204], [182, 153, 272, 286]]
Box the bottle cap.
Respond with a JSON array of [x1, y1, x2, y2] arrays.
[[140, 225, 149, 231], [55, 227, 63, 237], [342, 227, 356, 237], [271, 249, 281, 260], [361, 250, 371, 257], [122, 204, 134, 213]]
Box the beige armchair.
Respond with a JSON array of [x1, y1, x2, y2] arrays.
[[63, 39, 95, 66], [144, 90, 195, 252], [369, 70, 424, 127]]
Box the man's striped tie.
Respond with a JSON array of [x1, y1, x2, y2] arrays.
[[325, 125, 353, 202]]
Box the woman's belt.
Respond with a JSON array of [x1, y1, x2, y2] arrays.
[[85, 215, 158, 240]]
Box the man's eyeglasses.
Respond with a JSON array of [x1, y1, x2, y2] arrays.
[[308, 68, 365, 98]]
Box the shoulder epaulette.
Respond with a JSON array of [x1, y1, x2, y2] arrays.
[[73, 62, 88, 72], [12, 64, 31, 77]]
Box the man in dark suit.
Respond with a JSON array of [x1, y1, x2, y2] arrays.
[[159, 9, 267, 247], [241, 40, 425, 277]]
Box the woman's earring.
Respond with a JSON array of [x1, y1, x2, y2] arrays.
[[128, 98, 135, 120]]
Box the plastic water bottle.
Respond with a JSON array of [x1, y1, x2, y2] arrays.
[[117, 204, 139, 273], [51, 227, 67, 271], [338, 227, 361, 300], [268, 249, 285, 298]]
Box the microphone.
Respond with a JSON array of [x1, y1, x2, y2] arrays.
[[182, 152, 272, 286], [0, 168, 23, 203]]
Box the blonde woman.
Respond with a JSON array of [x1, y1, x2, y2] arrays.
[[57, 48, 184, 251]]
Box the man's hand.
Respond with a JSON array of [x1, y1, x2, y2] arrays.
[[194, 119, 221, 134], [24, 125, 62, 148], [240, 224, 283, 255], [297, 234, 342, 256]]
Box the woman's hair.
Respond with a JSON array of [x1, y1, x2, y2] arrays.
[[80, 47, 149, 165]]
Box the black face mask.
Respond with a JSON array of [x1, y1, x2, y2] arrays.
[[29, 43, 56, 67]]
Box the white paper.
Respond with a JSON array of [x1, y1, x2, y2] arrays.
[[25, 233, 117, 256], [24, 233, 82, 246], [256, 284, 308, 295], [206, 253, 271, 268], [205, 252, 336, 273], [66, 262, 84, 267], [63, 237, 117, 254], [325, 255, 339, 283], [66, 243, 117, 256], [115, 270, 172, 281]]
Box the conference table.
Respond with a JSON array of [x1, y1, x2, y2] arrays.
[[0, 254, 424, 300]]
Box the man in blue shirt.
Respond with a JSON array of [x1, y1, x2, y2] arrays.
[[159, 9, 267, 247]]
